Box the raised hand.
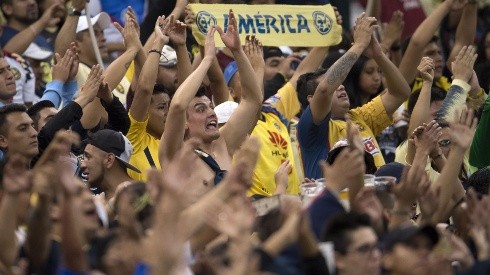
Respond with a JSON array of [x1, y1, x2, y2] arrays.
[[244, 35, 265, 72], [114, 16, 141, 52], [223, 136, 261, 194], [452, 45, 478, 82], [320, 148, 364, 193], [417, 172, 440, 223], [392, 164, 423, 206], [71, 0, 86, 12], [274, 160, 291, 195], [413, 120, 442, 155], [381, 10, 404, 48], [39, 3, 64, 28], [448, 0, 469, 11], [203, 26, 216, 59], [417, 57, 435, 83], [184, 5, 196, 28], [2, 154, 32, 195], [52, 49, 73, 82], [333, 6, 343, 25], [154, 16, 170, 44], [34, 130, 80, 168], [449, 107, 477, 150], [364, 33, 384, 59], [67, 43, 79, 82], [352, 13, 377, 50], [79, 65, 103, 103], [167, 15, 187, 46], [216, 9, 241, 52], [352, 188, 383, 224], [125, 6, 140, 36], [96, 82, 112, 103]]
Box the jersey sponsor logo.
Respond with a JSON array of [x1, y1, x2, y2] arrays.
[[362, 137, 380, 156], [268, 130, 288, 150], [196, 11, 217, 34]]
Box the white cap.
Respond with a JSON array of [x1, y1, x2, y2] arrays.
[[159, 45, 178, 67], [76, 12, 111, 33], [23, 43, 53, 61], [215, 101, 238, 124]]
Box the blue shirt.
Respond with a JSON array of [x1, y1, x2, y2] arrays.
[[297, 106, 331, 179]]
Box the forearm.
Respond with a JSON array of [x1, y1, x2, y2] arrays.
[[61, 198, 88, 272], [0, 195, 19, 267], [432, 147, 465, 223], [26, 196, 51, 268], [80, 99, 104, 130], [175, 44, 193, 86], [41, 80, 65, 108], [324, 44, 364, 92], [207, 56, 229, 105], [232, 49, 262, 103], [299, 228, 320, 257], [3, 20, 46, 54], [365, 0, 381, 19], [375, 54, 410, 100], [104, 48, 138, 91], [447, 3, 477, 67], [436, 81, 470, 122], [103, 97, 130, 134], [406, 82, 432, 164], [137, 40, 165, 96], [55, 16, 79, 55], [291, 47, 329, 85], [262, 230, 290, 258], [170, 0, 187, 19]]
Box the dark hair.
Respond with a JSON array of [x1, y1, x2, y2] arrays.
[[407, 86, 446, 115], [0, 103, 27, 135], [465, 168, 490, 195], [26, 100, 55, 130], [326, 145, 377, 174], [476, 29, 490, 65], [255, 208, 283, 241], [114, 181, 154, 230], [322, 212, 372, 254], [344, 55, 383, 109], [297, 68, 328, 110]]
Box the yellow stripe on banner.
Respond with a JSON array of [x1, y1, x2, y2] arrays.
[[189, 4, 342, 47]]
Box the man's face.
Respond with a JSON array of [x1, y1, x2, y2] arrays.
[[0, 112, 38, 159], [156, 66, 178, 93], [0, 58, 17, 101], [81, 144, 107, 188], [36, 107, 57, 131], [330, 85, 350, 116], [77, 24, 108, 65], [186, 96, 219, 143], [383, 235, 433, 275], [423, 42, 444, 79], [147, 92, 170, 138], [4, 0, 38, 24], [264, 56, 285, 81], [336, 227, 381, 275]]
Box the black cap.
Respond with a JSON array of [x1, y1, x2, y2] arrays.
[[263, 46, 283, 60], [375, 162, 405, 183], [382, 225, 439, 251], [85, 129, 141, 173]]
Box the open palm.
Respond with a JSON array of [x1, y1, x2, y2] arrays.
[[217, 10, 241, 51]]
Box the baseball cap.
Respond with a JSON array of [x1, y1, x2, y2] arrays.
[[85, 129, 141, 173], [224, 61, 238, 86], [76, 12, 111, 33], [159, 45, 177, 67], [374, 162, 405, 183], [214, 101, 238, 124], [382, 225, 439, 252], [23, 43, 53, 61]]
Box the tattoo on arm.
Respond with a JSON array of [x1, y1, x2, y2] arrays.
[[325, 52, 359, 88]]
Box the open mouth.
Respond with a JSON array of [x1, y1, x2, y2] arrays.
[[338, 93, 348, 99], [206, 120, 218, 130]]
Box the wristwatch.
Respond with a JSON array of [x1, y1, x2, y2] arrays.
[[68, 7, 82, 16]]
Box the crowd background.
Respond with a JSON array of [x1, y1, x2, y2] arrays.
[[0, 0, 490, 274]]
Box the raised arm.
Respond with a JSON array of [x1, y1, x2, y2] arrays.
[[406, 57, 435, 165], [398, 0, 454, 83], [129, 16, 169, 122], [3, 3, 62, 54], [218, 10, 263, 155], [309, 13, 374, 124], [446, 2, 477, 71], [167, 15, 193, 86], [367, 34, 411, 115], [0, 155, 32, 269], [159, 27, 216, 163], [54, 0, 85, 55]]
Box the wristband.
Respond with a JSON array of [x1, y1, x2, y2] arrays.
[[148, 49, 162, 56]]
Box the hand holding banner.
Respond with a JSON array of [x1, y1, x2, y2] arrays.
[[189, 4, 343, 47]]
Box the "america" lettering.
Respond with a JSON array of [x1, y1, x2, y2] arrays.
[[223, 13, 310, 34]]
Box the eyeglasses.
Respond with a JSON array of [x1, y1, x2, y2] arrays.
[[438, 139, 451, 147], [347, 243, 379, 255]]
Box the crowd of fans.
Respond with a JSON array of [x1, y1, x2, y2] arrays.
[[1, 0, 490, 274]]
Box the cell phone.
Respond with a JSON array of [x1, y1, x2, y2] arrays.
[[252, 195, 281, 216]]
